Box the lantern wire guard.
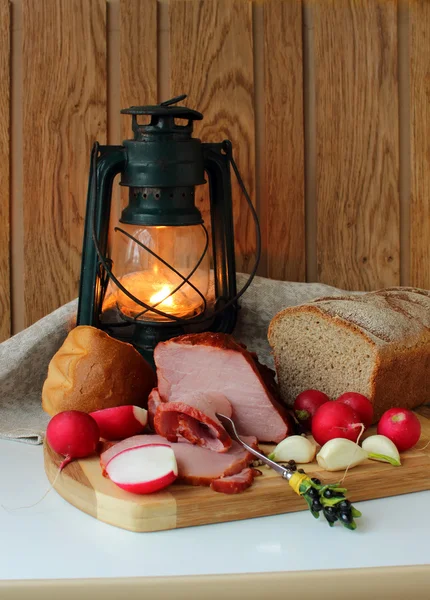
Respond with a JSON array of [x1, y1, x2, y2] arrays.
[[90, 140, 261, 328]]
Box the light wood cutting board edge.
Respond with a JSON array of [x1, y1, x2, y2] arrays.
[[44, 407, 430, 533]]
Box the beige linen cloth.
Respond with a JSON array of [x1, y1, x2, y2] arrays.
[[0, 274, 347, 445]]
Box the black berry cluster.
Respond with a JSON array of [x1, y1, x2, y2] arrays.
[[302, 477, 361, 530]]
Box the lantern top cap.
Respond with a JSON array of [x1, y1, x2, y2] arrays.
[[121, 94, 203, 121]]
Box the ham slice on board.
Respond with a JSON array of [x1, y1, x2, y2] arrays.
[[147, 388, 163, 430], [100, 434, 258, 486], [210, 467, 256, 494], [154, 332, 291, 443], [151, 389, 233, 452]]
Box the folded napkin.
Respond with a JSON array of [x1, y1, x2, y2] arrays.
[[0, 275, 347, 445]]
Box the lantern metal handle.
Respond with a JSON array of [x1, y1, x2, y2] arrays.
[[77, 145, 126, 327], [202, 140, 238, 331]]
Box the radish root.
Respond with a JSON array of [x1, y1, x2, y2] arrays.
[[59, 455, 73, 470], [414, 439, 430, 452], [339, 423, 366, 485], [1, 467, 62, 512]]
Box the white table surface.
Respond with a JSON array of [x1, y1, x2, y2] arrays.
[[0, 438, 429, 582]]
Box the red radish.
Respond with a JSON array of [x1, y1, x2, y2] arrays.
[[336, 392, 374, 429], [377, 408, 421, 452], [311, 402, 363, 446], [293, 389, 330, 431], [90, 405, 148, 441], [46, 411, 100, 470], [105, 443, 177, 494]]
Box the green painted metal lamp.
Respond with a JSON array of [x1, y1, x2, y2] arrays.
[[77, 95, 260, 363]]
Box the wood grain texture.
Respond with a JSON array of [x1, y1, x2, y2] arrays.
[[169, 0, 256, 273], [7, 0, 430, 330], [0, 0, 11, 342], [264, 0, 305, 282], [409, 0, 430, 289], [45, 407, 430, 533], [22, 0, 107, 327], [120, 0, 157, 139], [312, 0, 400, 291], [0, 0, 10, 341], [118, 0, 157, 220]]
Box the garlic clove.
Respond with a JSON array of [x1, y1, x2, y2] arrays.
[[317, 438, 368, 472], [361, 435, 401, 466], [268, 435, 317, 464]]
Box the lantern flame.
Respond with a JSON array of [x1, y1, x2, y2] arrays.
[[150, 285, 174, 308]]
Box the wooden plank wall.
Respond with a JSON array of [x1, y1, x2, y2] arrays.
[[0, 0, 10, 341], [170, 0, 256, 274], [1, 0, 429, 341], [409, 0, 430, 289], [22, 0, 107, 328], [264, 0, 305, 282], [313, 0, 400, 290]]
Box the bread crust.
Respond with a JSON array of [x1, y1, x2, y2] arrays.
[[268, 288, 430, 421], [42, 326, 156, 416]]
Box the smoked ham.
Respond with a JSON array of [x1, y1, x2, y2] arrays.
[[152, 390, 233, 452], [147, 388, 164, 429], [154, 332, 291, 443], [100, 433, 258, 486], [210, 467, 255, 494]]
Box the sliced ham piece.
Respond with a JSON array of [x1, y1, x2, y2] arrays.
[[210, 467, 255, 494], [100, 433, 258, 486], [148, 388, 164, 429], [154, 332, 292, 443], [153, 391, 233, 453], [174, 437, 258, 486]]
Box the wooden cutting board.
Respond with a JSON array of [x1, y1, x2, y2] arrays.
[[44, 407, 430, 532]]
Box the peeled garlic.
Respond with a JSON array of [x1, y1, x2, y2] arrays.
[[268, 435, 316, 463], [317, 438, 368, 472], [362, 435, 401, 466]]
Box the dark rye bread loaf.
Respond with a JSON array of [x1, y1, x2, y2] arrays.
[[268, 287, 430, 422]]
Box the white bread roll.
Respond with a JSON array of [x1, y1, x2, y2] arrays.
[[42, 326, 156, 416]]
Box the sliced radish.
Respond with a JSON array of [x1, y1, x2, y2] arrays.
[[90, 405, 148, 441], [105, 443, 178, 494]]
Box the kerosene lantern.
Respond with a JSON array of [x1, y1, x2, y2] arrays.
[[77, 95, 260, 362]]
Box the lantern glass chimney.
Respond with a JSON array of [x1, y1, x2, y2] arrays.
[[108, 223, 210, 322]]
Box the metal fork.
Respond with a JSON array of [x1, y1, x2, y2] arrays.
[[216, 413, 294, 481], [217, 413, 362, 530]]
